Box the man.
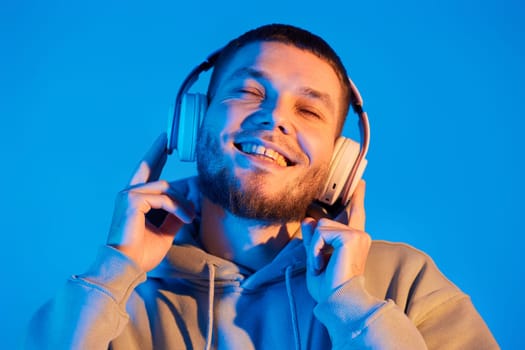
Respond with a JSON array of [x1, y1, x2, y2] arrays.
[[26, 24, 498, 349]]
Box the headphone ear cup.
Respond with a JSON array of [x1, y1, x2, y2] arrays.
[[176, 93, 208, 161], [340, 146, 367, 205], [316, 137, 367, 206]]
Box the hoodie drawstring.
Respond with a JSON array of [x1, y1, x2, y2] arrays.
[[285, 266, 301, 350], [205, 262, 216, 350]]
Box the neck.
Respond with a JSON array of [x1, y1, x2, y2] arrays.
[[199, 196, 300, 271]]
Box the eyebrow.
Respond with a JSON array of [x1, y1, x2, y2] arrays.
[[224, 67, 336, 114], [297, 87, 335, 115], [224, 67, 268, 83]]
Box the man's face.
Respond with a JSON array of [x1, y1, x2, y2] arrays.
[[196, 41, 343, 222]]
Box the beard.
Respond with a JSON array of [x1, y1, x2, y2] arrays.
[[196, 130, 329, 223]]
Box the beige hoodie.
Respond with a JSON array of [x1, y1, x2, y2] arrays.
[[26, 232, 499, 349]]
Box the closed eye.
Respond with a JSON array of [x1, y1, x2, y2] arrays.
[[239, 87, 264, 99], [297, 106, 323, 120]]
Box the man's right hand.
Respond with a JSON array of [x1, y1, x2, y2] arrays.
[[107, 133, 196, 272]]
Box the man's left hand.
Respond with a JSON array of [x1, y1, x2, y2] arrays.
[[302, 180, 371, 302]]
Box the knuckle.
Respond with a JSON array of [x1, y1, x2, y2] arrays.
[[317, 218, 332, 227], [357, 231, 372, 247], [161, 193, 175, 207], [157, 179, 169, 189]]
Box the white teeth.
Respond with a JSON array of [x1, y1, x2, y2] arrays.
[[255, 145, 265, 155], [240, 143, 288, 167]]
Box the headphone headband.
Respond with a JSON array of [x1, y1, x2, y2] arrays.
[[167, 50, 221, 154]]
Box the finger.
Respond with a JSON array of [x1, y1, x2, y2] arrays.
[[126, 181, 193, 212], [309, 227, 330, 275], [129, 193, 195, 224], [301, 217, 317, 247], [129, 133, 168, 186], [127, 180, 170, 194], [302, 218, 323, 274], [335, 180, 366, 229], [169, 176, 202, 214], [321, 224, 371, 276], [127, 179, 197, 228], [128, 179, 197, 216], [348, 180, 366, 231], [158, 212, 186, 235]]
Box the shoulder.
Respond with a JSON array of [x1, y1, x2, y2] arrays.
[[364, 240, 464, 307], [367, 240, 437, 276], [369, 240, 433, 266]]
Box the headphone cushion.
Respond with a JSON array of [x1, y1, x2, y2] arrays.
[[177, 93, 208, 161], [317, 137, 364, 206]]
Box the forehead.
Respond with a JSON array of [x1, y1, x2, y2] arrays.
[[216, 41, 344, 112]]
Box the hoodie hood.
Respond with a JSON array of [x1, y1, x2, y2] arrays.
[[148, 222, 307, 291]]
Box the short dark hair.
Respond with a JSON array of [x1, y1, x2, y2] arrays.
[[206, 23, 352, 134]]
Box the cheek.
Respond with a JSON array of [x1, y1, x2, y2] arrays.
[[202, 104, 233, 145], [297, 131, 335, 167]]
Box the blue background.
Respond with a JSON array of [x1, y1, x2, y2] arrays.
[[1, 0, 523, 348]]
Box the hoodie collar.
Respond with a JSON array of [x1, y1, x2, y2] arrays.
[[148, 222, 307, 291]]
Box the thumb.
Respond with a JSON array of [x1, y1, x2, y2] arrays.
[[348, 180, 366, 231], [129, 133, 168, 186]]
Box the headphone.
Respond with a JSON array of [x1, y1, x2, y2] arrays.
[[167, 49, 370, 219]]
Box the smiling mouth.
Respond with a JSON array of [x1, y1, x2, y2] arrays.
[[234, 142, 294, 167]]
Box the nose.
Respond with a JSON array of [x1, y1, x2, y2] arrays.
[[242, 95, 294, 135]]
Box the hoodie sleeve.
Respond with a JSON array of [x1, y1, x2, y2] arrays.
[[313, 243, 499, 350], [24, 245, 146, 350], [314, 276, 428, 349]]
